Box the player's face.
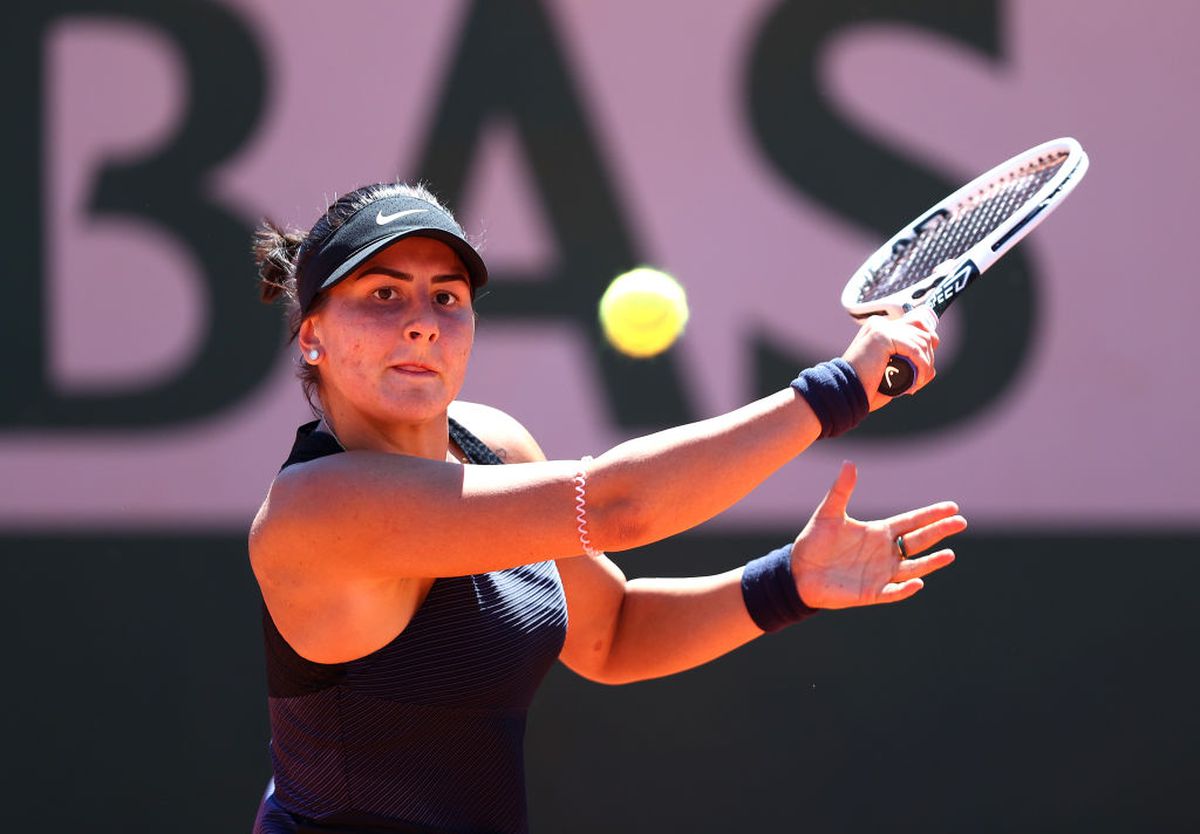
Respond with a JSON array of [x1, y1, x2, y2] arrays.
[[302, 236, 475, 427]]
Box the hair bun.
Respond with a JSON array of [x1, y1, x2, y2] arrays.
[[253, 219, 306, 303]]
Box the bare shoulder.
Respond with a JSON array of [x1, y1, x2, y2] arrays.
[[247, 461, 322, 581], [449, 400, 546, 463]]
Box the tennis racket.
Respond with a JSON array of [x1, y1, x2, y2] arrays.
[[841, 137, 1089, 396]]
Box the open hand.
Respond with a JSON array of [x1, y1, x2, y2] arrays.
[[792, 460, 966, 609]]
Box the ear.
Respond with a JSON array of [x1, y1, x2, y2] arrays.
[[298, 316, 323, 358]]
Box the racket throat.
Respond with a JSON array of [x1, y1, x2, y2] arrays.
[[924, 260, 979, 316]]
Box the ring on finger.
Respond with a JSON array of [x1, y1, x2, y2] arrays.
[[895, 534, 909, 560]]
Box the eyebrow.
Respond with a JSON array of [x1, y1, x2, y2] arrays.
[[355, 265, 471, 287]]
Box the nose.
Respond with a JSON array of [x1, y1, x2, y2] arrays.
[[405, 300, 439, 343]]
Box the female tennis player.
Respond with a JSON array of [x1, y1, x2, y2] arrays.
[[249, 182, 965, 834]]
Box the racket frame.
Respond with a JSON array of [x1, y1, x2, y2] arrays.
[[841, 137, 1090, 321]]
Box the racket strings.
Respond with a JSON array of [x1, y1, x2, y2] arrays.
[[857, 152, 1069, 302]]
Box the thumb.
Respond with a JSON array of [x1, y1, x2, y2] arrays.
[[813, 460, 857, 520]]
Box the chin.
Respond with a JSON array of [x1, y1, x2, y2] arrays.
[[332, 373, 463, 429], [382, 388, 457, 424]]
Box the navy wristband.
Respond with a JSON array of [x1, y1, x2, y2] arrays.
[[790, 358, 869, 438], [741, 543, 819, 633]]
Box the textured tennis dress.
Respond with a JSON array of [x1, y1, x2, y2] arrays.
[[253, 420, 569, 834]]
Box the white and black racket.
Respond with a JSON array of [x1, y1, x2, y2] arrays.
[[842, 137, 1089, 396]]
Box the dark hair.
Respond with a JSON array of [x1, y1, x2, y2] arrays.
[[252, 182, 461, 413]]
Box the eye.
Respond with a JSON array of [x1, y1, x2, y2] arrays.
[[372, 286, 398, 301], [434, 290, 460, 307]]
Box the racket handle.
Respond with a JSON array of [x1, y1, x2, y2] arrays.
[[878, 355, 917, 396]]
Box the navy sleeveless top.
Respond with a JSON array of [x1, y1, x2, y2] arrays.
[[253, 420, 569, 834]]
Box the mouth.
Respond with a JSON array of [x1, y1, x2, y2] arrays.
[[392, 362, 438, 376]]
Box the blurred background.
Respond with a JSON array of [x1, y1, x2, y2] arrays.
[[2, 0, 1197, 830]]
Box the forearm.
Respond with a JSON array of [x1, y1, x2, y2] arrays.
[[589, 388, 821, 551], [593, 568, 767, 685]]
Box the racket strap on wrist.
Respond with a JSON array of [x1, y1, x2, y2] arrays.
[[741, 543, 820, 633], [791, 358, 869, 438]]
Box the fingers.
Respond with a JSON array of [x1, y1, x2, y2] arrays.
[[891, 324, 938, 393], [842, 309, 939, 406], [894, 549, 956, 582], [901, 305, 940, 335], [885, 501, 961, 532], [813, 460, 857, 520], [895, 513, 968, 557], [874, 550, 955, 605], [882, 307, 939, 393], [877, 577, 924, 604]]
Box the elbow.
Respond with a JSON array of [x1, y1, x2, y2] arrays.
[[590, 667, 644, 687], [591, 496, 653, 554], [574, 655, 643, 687], [580, 455, 658, 553], [588, 673, 636, 687]]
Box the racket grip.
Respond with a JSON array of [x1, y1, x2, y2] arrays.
[[878, 355, 917, 396]]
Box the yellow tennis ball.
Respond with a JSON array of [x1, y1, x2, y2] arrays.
[[598, 267, 689, 358]]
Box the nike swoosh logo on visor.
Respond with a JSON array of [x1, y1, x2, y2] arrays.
[[376, 208, 428, 225]]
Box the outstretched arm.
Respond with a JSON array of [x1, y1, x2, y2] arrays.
[[560, 461, 966, 685], [254, 311, 939, 583]]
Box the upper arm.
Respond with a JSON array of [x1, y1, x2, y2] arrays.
[[555, 553, 628, 682], [252, 403, 615, 585]]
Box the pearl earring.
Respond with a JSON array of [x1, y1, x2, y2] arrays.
[[307, 349, 320, 362]]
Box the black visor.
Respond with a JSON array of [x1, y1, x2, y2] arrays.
[[296, 195, 488, 314]]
